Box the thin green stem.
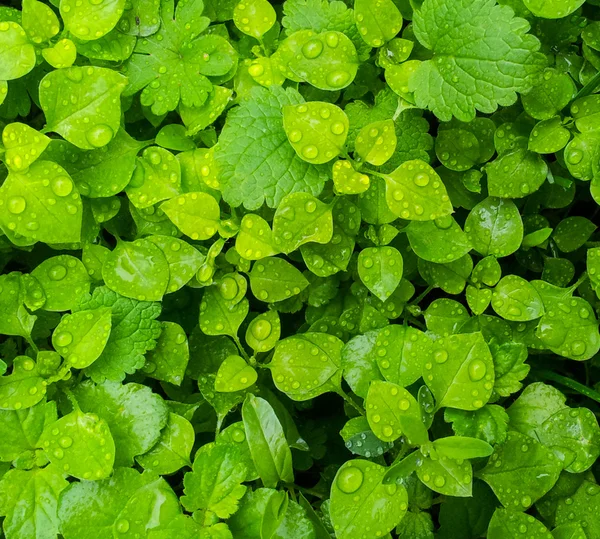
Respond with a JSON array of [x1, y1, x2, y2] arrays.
[[568, 272, 589, 293], [361, 167, 388, 180], [234, 336, 250, 361], [336, 388, 366, 416], [409, 285, 434, 307], [572, 70, 600, 103], [61, 387, 80, 411], [292, 484, 325, 499], [25, 336, 39, 355], [535, 369, 600, 405]]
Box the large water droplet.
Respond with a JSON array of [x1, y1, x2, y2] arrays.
[[434, 350, 448, 363], [336, 466, 364, 494], [86, 124, 114, 148], [567, 149, 583, 165], [48, 264, 67, 281], [413, 173, 430, 187], [326, 70, 350, 88], [219, 277, 239, 301], [302, 145, 319, 160], [468, 360, 486, 382], [8, 196, 26, 214], [115, 519, 130, 534], [54, 331, 73, 347], [59, 436, 73, 448], [302, 39, 323, 59], [51, 176, 73, 197]]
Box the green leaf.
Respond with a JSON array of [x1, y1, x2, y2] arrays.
[[118, 0, 161, 36], [40, 67, 127, 150], [245, 311, 281, 353], [479, 431, 562, 510], [375, 325, 431, 387], [354, 0, 402, 48], [216, 86, 327, 210], [216, 355, 257, 392], [52, 308, 112, 369], [486, 149, 548, 198], [552, 216, 597, 253], [341, 416, 393, 458], [564, 130, 600, 181], [529, 116, 571, 154], [0, 161, 83, 245], [142, 321, 189, 385], [137, 413, 194, 475], [199, 285, 249, 338], [0, 464, 67, 539], [424, 298, 470, 337], [31, 255, 90, 311], [60, 0, 125, 40], [249, 256, 309, 303], [233, 0, 276, 38], [523, 0, 585, 19], [228, 488, 288, 539], [444, 405, 509, 445], [411, 0, 545, 121], [465, 197, 523, 257], [330, 459, 408, 539], [180, 86, 233, 137], [242, 394, 294, 487], [355, 119, 397, 166], [58, 468, 180, 539], [72, 380, 169, 467], [407, 216, 472, 264], [416, 454, 473, 497], [491, 275, 545, 322], [341, 330, 384, 399], [272, 192, 333, 253], [75, 286, 162, 382], [521, 69, 576, 120], [432, 435, 493, 459], [0, 22, 36, 81], [39, 408, 115, 481], [358, 246, 403, 301], [0, 273, 37, 338], [384, 160, 453, 221], [126, 147, 182, 209], [235, 214, 279, 261], [161, 192, 220, 241], [102, 238, 169, 302], [424, 332, 495, 411], [271, 332, 343, 401], [2, 123, 50, 173], [0, 356, 48, 411], [366, 380, 428, 444], [487, 508, 552, 539]]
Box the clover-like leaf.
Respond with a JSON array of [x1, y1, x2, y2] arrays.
[[39, 408, 115, 481], [102, 238, 169, 302], [330, 459, 408, 539], [358, 246, 403, 302], [40, 67, 127, 150], [271, 333, 343, 401], [52, 308, 112, 369], [216, 355, 257, 393], [425, 332, 494, 411], [366, 380, 428, 445], [245, 311, 281, 353], [272, 192, 333, 253], [384, 160, 453, 221], [411, 0, 545, 121], [161, 192, 220, 240]]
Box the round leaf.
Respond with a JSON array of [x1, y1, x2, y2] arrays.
[[215, 355, 258, 392]]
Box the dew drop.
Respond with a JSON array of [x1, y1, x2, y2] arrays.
[[326, 70, 350, 88], [336, 466, 363, 494], [86, 124, 114, 148], [302, 39, 323, 59], [251, 319, 272, 340], [8, 196, 26, 214], [468, 359, 486, 381], [59, 436, 73, 448], [48, 264, 67, 281], [54, 331, 73, 347], [115, 519, 130, 534], [51, 176, 73, 197], [302, 145, 319, 159]]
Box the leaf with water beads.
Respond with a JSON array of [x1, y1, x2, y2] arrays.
[[59, 0, 125, 41], [126, 147, 182, 209], [570, 94, 600, 133], [340, 416, 393, 458], [118, 0, 160, 37], [535, 296, 600, 361], [488, 508, 553, 539], [406, 216, 471, 264], [2, 123, 49, 173], [330, 459, 408, 539], [528, 116, 571, 154], [283, 102, 349, 165], [102, 238, 169, 302], [272, 192, 333, 253], [384, 159, 453, 221], [287, 30, 359, 91], [332, 160, 370, 194], [479, 431, 562, 510], [417, 454, 473, 497], [142, 321, 189, 386], [236, 213, 279, 261], [31, 255, 90, 312], [354, 119, 397, 166], [40, 66, 127, 150], [137, 412, 194, 475], [249, 257, 309, 303], [146, 235, 204, 294], [179, 85, 233, 137], [418, 254, 473, 295], [552, 216, 597, 253], [0, 161, 83, 245], [424, 331, 494, 411], [52, 308, 112, 369], [0, 356, 48, 411], [0, 22, 36, 81], [215, 355, 257, 393], [199, 285, 249, 339], [486, 149, 548, 199], [271, 332, 343, 401], [521, 69, 576, 120], [161, 192, 220, 241], [375, 325, 432, 387], [246, 310, 281, 353], [0, 273, 37, 338], [491, 275, 545, 322], [358, 246, 403, 302], [233, 0, 276, 38], [523, 0, 584, 19], [445, 405, 509, 446], [354, 0, 402, 48], [366, 380, 428, 445], [39, 408, 115, 481]]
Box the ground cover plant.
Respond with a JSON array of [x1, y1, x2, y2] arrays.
[[1, 0, 600, 537]]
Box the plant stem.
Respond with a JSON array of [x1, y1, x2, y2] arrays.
[[25, 336, 39, 355], [409, 285, 433, 307], [572, 70, 600, 103], [336, 388, 366, 416], [234, 336, 250, 361], [535, 369, 600, 405], [62, 387, 80, 411], [292, 484, 325, 499]]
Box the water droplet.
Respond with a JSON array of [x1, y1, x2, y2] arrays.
[[434, 350, 448, 363], [59, 436, 73, 448], [115, 519, 130, 534], [219, 277, 239, 301], [8, 196, 26, 214], [51, 176, 73, 197], [567, 149, 583, 165], [48, 264, 67, 281], [232, 429, 245, 443], [248, 63, 264, 77], [302, 145, 319, 160], [413, 173, 430, 187], [336, 466, 363, 494], [399, 399, 410, 411], [571, 340, 586, 356], [382, 425, 393, 437], [434, 476, 446, 488], [251, 319, 272, 340], [54, 331, 73, 347], [86, 124, 114, 148], [362, 257, 373, 269], [468, 360, 486, 381], [331, 122, 345, 135], [53, 448, 64, 459], [302, 39, 323, 59], [326, 70, 350, 88], [521, 495, 531, 507], [325, 32, 339, 48]]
